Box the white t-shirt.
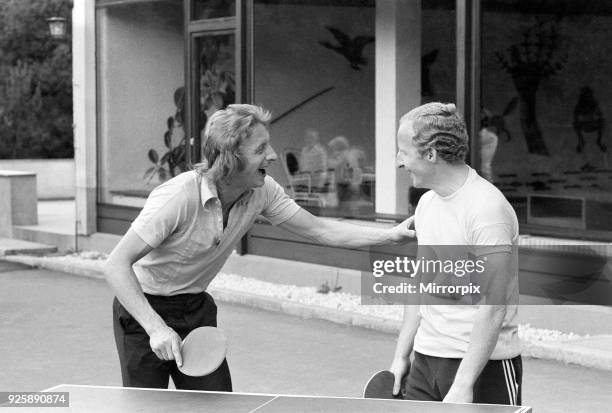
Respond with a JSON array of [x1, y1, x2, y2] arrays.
[[413, 166, 521, 359]]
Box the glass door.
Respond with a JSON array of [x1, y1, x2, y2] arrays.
[[185, 0, 243, 165], [188, 32, 236, 163]]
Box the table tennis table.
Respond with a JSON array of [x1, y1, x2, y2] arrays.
[[32, 384, 532, 412]]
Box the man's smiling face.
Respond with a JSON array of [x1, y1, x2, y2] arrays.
[[231, 123, 277, 190], [396, 119, 434, 188]]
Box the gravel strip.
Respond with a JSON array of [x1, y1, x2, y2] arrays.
[[211, 273, 403, 321], [5, 251, 591, 345], [210, 272, 590, 342]]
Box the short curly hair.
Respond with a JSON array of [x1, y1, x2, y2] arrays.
[[400, 102, 469, 163], [194, 104, 271, 182]]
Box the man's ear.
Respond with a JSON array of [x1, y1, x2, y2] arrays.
[[427, 148, 436, 162]]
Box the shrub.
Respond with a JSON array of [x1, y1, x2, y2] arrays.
[[0, 0, 73, 159]]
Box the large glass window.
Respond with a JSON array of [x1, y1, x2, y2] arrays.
[[192, 0, 235, 20], [96, 0, 184, 207], [252, 1, 456, 219], [253, 0, 376, 218], [482, 0, 612, 238], [421, 0, 456, 105], [191, 33, 236, 161]]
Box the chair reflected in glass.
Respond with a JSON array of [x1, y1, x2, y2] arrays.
[[281, 147, 337, 207]]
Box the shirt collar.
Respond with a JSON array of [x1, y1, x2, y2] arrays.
[[199, 172, 255, 208], [199, 173, 219, 209]]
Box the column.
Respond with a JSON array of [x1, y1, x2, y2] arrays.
[[72, 0, 97, 234], [375, 0, 422, 215]]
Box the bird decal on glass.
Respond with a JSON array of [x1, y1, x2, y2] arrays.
[[319, 26, 374, 71]]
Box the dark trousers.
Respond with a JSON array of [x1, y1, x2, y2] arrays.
[[404, 351, 522, 405], [112, 292, 232, 391]]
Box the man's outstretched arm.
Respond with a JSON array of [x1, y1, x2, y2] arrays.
[[278, 208, 416, 248]]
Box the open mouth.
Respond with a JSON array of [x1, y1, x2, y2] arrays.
[[258, 168, 267, 177]]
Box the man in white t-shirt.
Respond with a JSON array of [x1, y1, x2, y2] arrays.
[[104, 104, 416, 391], [388, 102, 522, 405]]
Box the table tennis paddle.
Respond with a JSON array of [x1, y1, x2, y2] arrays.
[[363, 369, 409, 400], [177, 326, 227, 377]]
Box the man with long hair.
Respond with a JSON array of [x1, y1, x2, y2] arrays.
[[105, 104, 416, 391]]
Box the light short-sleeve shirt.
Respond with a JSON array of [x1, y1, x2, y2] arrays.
[[130, 171, 300, 296], [413, 167, 521, 360]]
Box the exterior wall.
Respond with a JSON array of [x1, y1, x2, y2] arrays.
[[78, 2, 612, 305], [0, 171, 37, 236], [0, 159, 75, 199]]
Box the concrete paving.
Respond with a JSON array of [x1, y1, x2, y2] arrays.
[[2, 265, 612, 412], [5, 251, 612, 372], [0, 201, 612, 411]]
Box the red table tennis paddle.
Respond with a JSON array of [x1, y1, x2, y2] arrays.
[[177, 327, 227, 377], [363, 369, 409, 400]]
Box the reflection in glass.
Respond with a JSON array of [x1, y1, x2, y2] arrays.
[[144, 86, 188, 184], [192, 0, 235, 20], [253, 0, 376, 218], [196, 34, 235, 147], [253, 1, 458, 218], [482, 1, 612, 235], [421, 0, 456, 104]]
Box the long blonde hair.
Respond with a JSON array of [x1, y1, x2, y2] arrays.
[[194, 104, 271, 183]]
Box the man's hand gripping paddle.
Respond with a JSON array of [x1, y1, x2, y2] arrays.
[[177, 327, 227, 377]]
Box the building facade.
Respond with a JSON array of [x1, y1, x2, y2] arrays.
[[72, 0, 612, 302]]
